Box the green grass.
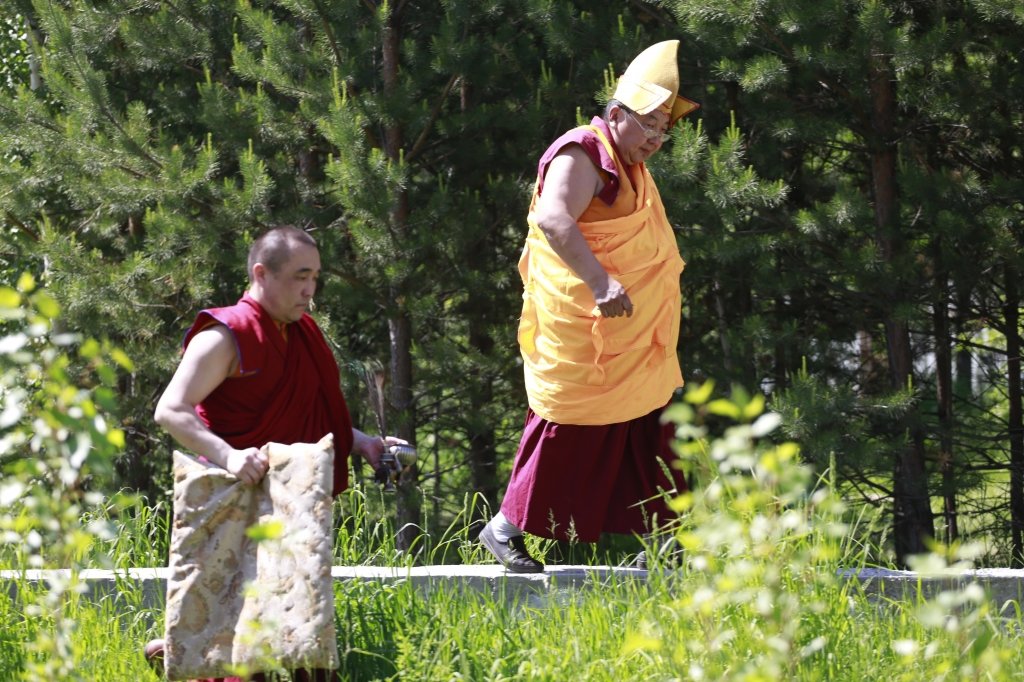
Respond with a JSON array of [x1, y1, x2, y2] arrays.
[[3, 495, 1023, 680], [4, 561, 1024, 681], [3, 514, 1023, 679], [4, 480, 1024, 682], [5, 388, 1024, 680]]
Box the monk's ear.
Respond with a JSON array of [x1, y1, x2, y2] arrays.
[[608, 103, 626, 125], [252, 262, 267, 283]]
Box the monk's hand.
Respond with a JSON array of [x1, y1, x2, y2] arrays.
[[381, 436, 409, 455], [352, 429, 411, 470], [592, 276, 634, 318], [352, 429, 384, 469], [226, 446, 269, 485]]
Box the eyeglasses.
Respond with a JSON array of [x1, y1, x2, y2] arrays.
[[624, 109, 666, 141]]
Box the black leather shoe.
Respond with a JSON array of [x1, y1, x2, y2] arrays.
[[479, 523, 544, 573]]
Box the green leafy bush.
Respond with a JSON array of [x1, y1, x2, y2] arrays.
[[0, 273, 132, 680], [625, 381, 1018, 680]]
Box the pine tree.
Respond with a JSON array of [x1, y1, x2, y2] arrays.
[[0, 0, 664, 550], [0, 12, 36, 282], [664, 0, 1024, 565]]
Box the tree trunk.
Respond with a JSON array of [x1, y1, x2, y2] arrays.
[[381, 8, 421, 553], [388, 307, 419, 550], [460, 76, 500, 514], [1005, 265, 1024, 566], [856, 329, 889, 394], [467, 315, 499, 513], [868, 49, 933, 564], [712, 277, 734, 375], [25, 16, 42, 91], [933, 239, 957, 544], [954, 285, 974, 400]]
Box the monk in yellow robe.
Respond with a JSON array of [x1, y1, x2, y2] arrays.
[[478, 41, 700, 572]]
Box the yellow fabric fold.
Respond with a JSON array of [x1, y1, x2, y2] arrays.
[[517, 126, 685, 425]]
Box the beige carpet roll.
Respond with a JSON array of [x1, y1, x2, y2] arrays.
[[164, 434, 339, 680]]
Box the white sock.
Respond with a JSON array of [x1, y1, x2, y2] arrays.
[[488, 511, 522, 543]]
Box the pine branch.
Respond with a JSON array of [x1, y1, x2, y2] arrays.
[[750, 16, 860, 121], [406, 73, 458, 165], [309, 0, 344, 67], [36, 2, 162, 170], [4, 212, 40, 241], [624, 0, 675, 27]]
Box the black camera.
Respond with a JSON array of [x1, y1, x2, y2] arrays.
[[374, 443, 417, 491]]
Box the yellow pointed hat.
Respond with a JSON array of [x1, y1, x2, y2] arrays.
[[612, 40, 700, 124]]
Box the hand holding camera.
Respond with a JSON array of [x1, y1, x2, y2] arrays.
[[373, 443, 418, 491]]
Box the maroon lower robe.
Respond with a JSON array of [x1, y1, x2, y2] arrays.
[[176, 293, 352, 682], [499, 404, 687, 543]]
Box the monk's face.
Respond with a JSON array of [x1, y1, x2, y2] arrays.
[[255, 243, 321, 324], [610, 105, 669, 166]]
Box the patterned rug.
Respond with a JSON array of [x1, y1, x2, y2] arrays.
[[164, 434, 339, 680]]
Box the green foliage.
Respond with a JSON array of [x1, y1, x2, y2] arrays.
[[660, 0, 1024, 563], [3, 381, 1022, 680], [771, 358, 919, 549], [2, 0, 1024, 562], [628, 382, 1019, 680], [0, 14, 30, 94], [658, 113, 789, 390], [639, 382, 849, 679], [0, 589, 160, 681], [0, 275, 133, 680]]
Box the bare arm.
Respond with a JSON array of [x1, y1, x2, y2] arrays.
[[153, 324, 268, 485], [532, 145, 633, 318]]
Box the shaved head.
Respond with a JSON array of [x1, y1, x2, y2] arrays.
[[247, 226, 318, 283]]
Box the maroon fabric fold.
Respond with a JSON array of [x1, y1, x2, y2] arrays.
[[535, 116, 620, 205], [184, 293, 354, 495]]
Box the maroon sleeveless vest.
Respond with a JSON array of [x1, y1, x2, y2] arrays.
[[183, 292, 354, 495]]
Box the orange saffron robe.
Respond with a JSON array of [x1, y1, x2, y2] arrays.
[[517, 124, 685, 425]]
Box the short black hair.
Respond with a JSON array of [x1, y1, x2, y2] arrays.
[[247, 226, 318, 283]]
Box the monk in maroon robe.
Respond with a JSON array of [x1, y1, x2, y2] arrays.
[[149, 225, 402, 682], [478, 41, 699, 573]]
